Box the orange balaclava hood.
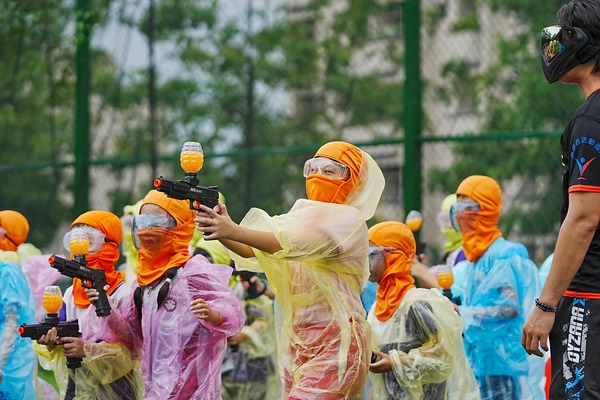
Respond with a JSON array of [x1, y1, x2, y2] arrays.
[[136, 190, 196, 286], [456, 175, 503, 262], [369, 221, 416, 322], [70, 211, 125, 309], [0, 210, 29, 252], [305, 141, 363, 204]]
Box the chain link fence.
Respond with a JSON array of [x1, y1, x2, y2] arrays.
[[0, 0, 571, 267]]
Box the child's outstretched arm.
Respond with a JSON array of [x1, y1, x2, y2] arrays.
[[196, 202, 282, 256]]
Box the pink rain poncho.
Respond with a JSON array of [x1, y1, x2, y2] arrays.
[[230, 147, 385, 399], [84, 256, 245, 399]]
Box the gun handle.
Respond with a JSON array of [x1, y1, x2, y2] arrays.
[[66, 356, 82, 369], [90, 275, 111, 317], [93, 291, 112, 317], [442, 289, 453, 300]]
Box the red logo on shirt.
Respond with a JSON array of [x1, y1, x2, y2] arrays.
[[576, 157, 596, 180]]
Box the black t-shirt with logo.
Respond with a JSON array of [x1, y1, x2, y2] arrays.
[[560, 89, 600, 293]]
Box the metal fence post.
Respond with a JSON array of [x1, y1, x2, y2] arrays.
[[74, 0, 91, 217], [403, 0, 422, 223]]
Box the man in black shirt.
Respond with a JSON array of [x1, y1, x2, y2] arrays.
[[522, 1, 600, 397]]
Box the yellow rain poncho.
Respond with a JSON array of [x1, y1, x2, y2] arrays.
[[367, 221, 479, 400], [230, 142, 385, 399], [368, 288, 480, 399]]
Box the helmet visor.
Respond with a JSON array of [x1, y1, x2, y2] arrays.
[[541, 25, 564, 63], [303, 157, 350, 180]]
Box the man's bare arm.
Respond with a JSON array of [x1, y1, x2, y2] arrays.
[[540, 191, 600, 306]]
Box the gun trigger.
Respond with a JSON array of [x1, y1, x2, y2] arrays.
[[192, 200, 201, 210], [83, 279, 92, 288]]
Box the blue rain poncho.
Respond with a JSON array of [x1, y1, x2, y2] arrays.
[[457, 238, 540, 381], [0, 262, 36, 399]]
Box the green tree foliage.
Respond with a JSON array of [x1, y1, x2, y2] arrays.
[[0, 0, 75, 246], [117, 0, 408, 220], [5, 0, 572, 253], [0, 0, 142, 246], [428, 1, 581, 240]]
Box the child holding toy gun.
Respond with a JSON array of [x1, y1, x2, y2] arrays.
[[33, 211, 143, 400], [196, 141, 385, 399], [366, 221, 479, 399], [84, 190, 245, 400]]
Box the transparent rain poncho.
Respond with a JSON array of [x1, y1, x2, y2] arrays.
[[221, 291, 278, 400], [34, 284, 143, 400], [367, 288, 480, 399], [0, 262, 36, 399], [457, 238, 541, 384], [230, 149, 385, 399], [83, 256, 245, 399]]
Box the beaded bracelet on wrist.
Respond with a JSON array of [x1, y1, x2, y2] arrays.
[[535, 298, 558, 313]]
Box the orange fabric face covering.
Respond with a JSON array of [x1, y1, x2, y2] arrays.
[[136, 190, 196, 287], [369, 222, 416, 322], [70, 211, 124, 309], [456, 175, 503, 262], [305, 141, 363, 204], [0, 210, 29, 251]]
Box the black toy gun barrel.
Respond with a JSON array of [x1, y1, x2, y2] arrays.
[[232, 269, 266, 299], [48, 255, 111, 317], [442, 289, 461, 306], [19, 319, 82, 369], [154, 176, 219, 211]]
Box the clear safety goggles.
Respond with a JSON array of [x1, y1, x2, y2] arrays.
[[368, 246, 405, 264], [133, 214, 177, 230], [132, 214, 177, 250], [303, 157, 350, 181], [541, 25, 564, 63], [63, 225, 112, 255], [449, 201, 480, 232]]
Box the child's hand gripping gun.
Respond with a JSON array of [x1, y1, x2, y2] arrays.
[[18, 286, 83, 369], [437, 265, 461, 305]]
